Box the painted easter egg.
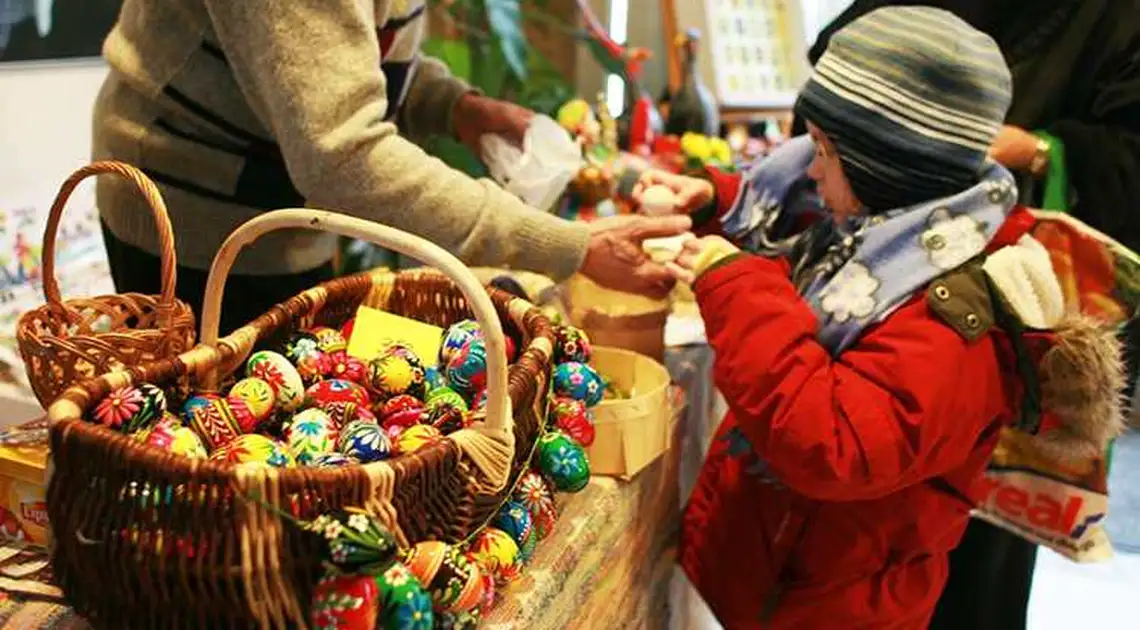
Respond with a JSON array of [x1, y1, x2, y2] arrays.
[[552, 325, 593, 364], [246, 351, 305, 412], [366, 353, 427, 401], [423, 366, 447, 394], [466, 528, 520, 585], [181, 393, 220, 424], [282, 331, 321, 364], [167, 425, 208, 459], [492, 501, 538, 563], [337, 420, 392, 463], [307, 378, 371, 409], [395, 424, 442, 456], [340, 318, 356, 341], [513, 471, 558, 539], [136, 415, 178, 449], [296, 350, 334, 385], [210, 434, 293, 468], [92, 386, 144, 431], [320, 401, 376, 431], [311, 326, 348, 354], [504, 335, 517, 363], [425, 401, 469, 435], [186, 397, 243, 451], [311, 572, 380, 629], [551, 397, 596, 447], [310, 452, 357, 468], [127, 383, 168, 434], [426, 386, 468, 410], [468, 556, 496, 616], [229, 377, 276, 428], [444, 338, 486, 398], [378, 395, 426, 431], [439, 320, 481, 366], [327, 351, 367, 384], [552, 361, 605, 407], [377, 562, 434, 630], [537, 431, 590, 492], [285, 408, 338, 465], [402, 542, 483, 613]]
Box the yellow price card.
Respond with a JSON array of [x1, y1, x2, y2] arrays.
[[346, 306, 444, 363]]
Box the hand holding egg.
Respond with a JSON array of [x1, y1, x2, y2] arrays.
[[631, 169, 715, 215]]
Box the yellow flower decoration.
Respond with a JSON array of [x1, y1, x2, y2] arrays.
[[557, 99, 593, 133], [681, 132, 712, 161], [709, 137, 732, 164]]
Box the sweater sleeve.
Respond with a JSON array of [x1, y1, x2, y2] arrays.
[[694, 255, 1010, 501], [200, 0, 588, 280], [399, 55, 475, 144]]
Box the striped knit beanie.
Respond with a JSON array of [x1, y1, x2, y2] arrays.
[[794, 6, 1012, 212]]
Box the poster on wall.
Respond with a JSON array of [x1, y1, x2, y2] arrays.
[[0, 0, 122, 63]]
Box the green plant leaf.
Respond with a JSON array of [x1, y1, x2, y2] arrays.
[[485, 0, 529, 81], [470, 42, 510, 97], [421, 37, 473, 80]]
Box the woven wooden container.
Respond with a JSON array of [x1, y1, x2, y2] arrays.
[[45, 211, 554, 629], [16, 162, 196, 407], [586, 346, 675, 479]]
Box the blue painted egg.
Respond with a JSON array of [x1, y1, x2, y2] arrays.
[[552, 362, 605, 407], [337, 420, 392, 463], [492, 500, 538, 563]]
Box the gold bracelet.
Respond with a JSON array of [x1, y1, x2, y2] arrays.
[[1028, 137, 1051, 178]]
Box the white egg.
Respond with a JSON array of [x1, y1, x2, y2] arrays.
[[639, 185, 679, 216]]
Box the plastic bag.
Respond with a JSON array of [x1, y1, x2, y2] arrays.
[[482, 115, 582, 212]]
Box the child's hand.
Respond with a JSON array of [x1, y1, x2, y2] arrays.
[[632, 170, 715, 215], [666, 235, 740, 284]]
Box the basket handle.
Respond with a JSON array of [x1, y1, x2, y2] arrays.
[[199, 209, 513, 433], [42, 162, 179, 328]]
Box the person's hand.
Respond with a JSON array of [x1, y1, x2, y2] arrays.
[[988, 125, 1039, 171], [665, 234, 740, 284], [453, 92, 535, 158], [632, 170, 715, 214], [579, 214, 693, 299]]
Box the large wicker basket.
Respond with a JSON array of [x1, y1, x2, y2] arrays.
[[45, 211, 554, 628], [16, 161, 196, 407]]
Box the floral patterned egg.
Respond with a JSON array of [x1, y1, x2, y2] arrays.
[[467, 528, 520, 585], [307, 378, 371, 409], [402, 542, 482, 613], [552, 325, 593, 364], [426, 387, 468, 410], [439, 320, 481, 366], [181, 393, 220, 424], [552, 362, 605, 407], [536, 431, 590, 493], [551, 397, 596, 447], [366, 353, 427, 401], [210, 434, 293, 467], [378, 395, 425, 431], [246, 351, 305, 412], [285, 408, 338, 465], [168, 426, 208, 459], [395, 424, 442, 456], [492, 501, 538, 563], [311, 326, 348, 354], [423, 367, 447, 394], [311, 571, 381, 629], [228, 377, 276, 427], [136, 415, 178, 449], [226, 396, 259, 434], [377, 562, 434, 630], [337, 420, 392, 463], [310, 452, 357, 468], [513, 471, 558, 539], [444, 338, 487, 398], [186, 397, 243, 451], [327, 351, 367, 384], [320, 401, 376, 431], [127, 383, 168, 434], [92, 386, 145, 431], [282, 331, 321, 364], [296, 350, 335, 385], [469, 556, 496, 615]]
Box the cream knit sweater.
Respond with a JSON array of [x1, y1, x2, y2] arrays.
[[93, 0, 590, 277]]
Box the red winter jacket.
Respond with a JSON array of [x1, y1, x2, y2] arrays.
[[680, 173, 1033, 628]]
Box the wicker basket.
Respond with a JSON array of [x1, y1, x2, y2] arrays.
[[45, 210, 554, 629], [16, 161, 196, 407]]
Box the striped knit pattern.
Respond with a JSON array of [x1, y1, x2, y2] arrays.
[[794, 6, 1012, 212]]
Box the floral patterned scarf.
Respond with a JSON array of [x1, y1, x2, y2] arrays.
[[722, 136, 1019, 355]]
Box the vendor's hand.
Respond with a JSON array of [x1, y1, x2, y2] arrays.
[[453, 92, 535, 158], [580, 214, 693, 299], [632, 170, 715, 214], [988, 125, 1039, 171], [666, 235, 740, 285]]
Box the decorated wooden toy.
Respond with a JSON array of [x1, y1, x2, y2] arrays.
[[514, 471, 558, 539], [537, 431, 591, 492], [209, 434, 293, 468], [285, 408, 339, 465], [403, 541, 484, 613], [396, 424, 442, 455], [552, 326, 593, 364], [552, 361, 605, 407], [282, 331, 321, 363], [228, 377, 276, 428], [246, 350, 306, 412], [467, 528, 520, 585], [439, 320, 481, 365], [311, 572, 381, 629], [311, 326, 348, 354], [320, 400, 376, 430], [378, 395, 426, 431], [444, 337, 487, 399], [309, 452, 357, 467], [295, 350, 334, 385], [492, 501, 538, 563], [337, 419, 392, 463], [366, 351, 427, 401], [377, 562, 434, 629], [186, 396, 244, 451], [327, 351, 367, 384], [551, 397, 596, 447], [307, 379, 371, 409]]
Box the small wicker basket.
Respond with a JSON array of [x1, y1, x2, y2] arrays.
[[16, 161, 196, 407]]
